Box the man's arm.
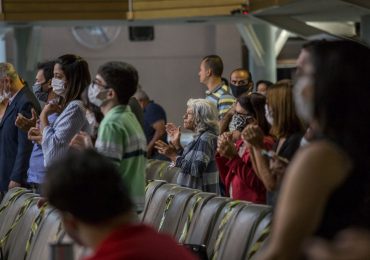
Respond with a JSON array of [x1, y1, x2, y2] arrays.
[[147, 119, 166, 157]]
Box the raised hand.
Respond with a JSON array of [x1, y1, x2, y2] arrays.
[[217, 132, 237, 159], [242, 124, 264, 148], [15, 108, 38, 132], [154, 140, 177, 161], [165, 123, 181, 148], [28, 127, 42, 144]]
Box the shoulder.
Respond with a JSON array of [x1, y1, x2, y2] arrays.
[[65, 100, 85, 110], [288, 140, 352, 187]]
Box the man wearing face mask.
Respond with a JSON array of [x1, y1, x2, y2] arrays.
[[70, 61, 147, 213], [33, 61, 56, 106], [0, 63, 41, 195], [15, 61, 57, 133], [220, 68, 253, 134], [229, 68, 253, 98]]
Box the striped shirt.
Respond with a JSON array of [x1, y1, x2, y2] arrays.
[[95, 105, 147, 212], [42, 100, 89, 167], [175, 129, 220, 194], [205, 84, 235, 120]]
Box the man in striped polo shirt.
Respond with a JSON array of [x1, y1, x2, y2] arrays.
[[199, 55, 235, 120], [71, 61, 147, 213]]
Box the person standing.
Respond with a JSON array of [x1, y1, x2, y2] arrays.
[[199, 55, 235, 120], [134, 89, 167, 160], [0, 63, 41, 194]]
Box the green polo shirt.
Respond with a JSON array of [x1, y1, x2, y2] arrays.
[[95, 105, 147, 212]]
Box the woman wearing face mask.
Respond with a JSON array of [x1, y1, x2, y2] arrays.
[[256, 40, 370, 260], [34, 54, 91, 167], [243, 81, 304, 207], [216, 93, 273, 203], [155, 99, 220, 193]]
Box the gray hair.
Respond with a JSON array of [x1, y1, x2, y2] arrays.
[[133, 88, 149, 101], [187, 98, 219, 135]]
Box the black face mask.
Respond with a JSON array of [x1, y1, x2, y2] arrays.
[[230, 84, 250, 98]]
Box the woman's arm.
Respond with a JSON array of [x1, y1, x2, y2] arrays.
[[258, 141, 352, 260], [42, 101, 86, 166]]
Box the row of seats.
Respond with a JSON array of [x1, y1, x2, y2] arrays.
[[0, 188, 86, 260], [142, 180, 272, 260], [0, 161, 271, 260]]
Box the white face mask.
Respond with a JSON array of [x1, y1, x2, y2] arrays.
[[294, 76, 314, 123], [88, 83, 109, 107], [51, 78, 66, 97], [265, 104, 273, 126], [0, 86, 11, 103]]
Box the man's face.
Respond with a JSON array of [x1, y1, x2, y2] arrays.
[[198, 61, 209, 85], [35, 69, 50, 92], [230, 71, 250, 87], [257, 83, 268, 96]]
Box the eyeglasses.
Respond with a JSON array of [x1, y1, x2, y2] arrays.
[[92, 79, 109, 89]]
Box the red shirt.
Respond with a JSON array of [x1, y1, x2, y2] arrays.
[[84, 224, 197, 260], [216, 137, 274, 204]]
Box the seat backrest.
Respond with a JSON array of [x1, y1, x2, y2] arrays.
[[142, 183, 199, 237], [1, 195, 40, 260], [141, 180, 166, 220], [207, 200, 247, 259], [247, 211, 272, 260], [25, 208, 63, 260], [0, 188, 32, 228], [184, 196, 231, 246], [214, 203, 272, 260], [0, 192, 38, 242], [175, 192, 217, 242], [146, 159, 169, 180], [161, 165, 181, 183]]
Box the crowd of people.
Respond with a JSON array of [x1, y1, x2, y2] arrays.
[[0, 39, 370, 259]]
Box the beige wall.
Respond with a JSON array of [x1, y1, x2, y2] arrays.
[[7, 23, 242, 125]]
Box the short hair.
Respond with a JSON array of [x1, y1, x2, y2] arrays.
[[37, 60, 55, 83], [134, 89, 149, 101], [230, 68, 252, 81], [0, 62, 20, 81], [187, 98, 219, 135], [256, 80, 273, 89], [55, 54, 91, 108], [237, 93, 270, 135], [201, 55, 223, 77], [43, 149, 133, 224], [97, 61, 138, 105], [267, 80, 304, 138]]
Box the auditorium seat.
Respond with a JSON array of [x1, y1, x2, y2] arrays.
[[145, 159, 180, 183], [0, 182, 272, 260], [175, 192, 217, 242], [0, 190, 39, 260], [211, 203, 272, 260], [141, 180, 166, 220], [142, 183, 200, 236], [183, 197, 231, 246], [24, 208, 62, 260]]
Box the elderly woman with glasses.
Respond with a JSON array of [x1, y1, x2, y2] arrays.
[[155, 98, 220, 193]]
